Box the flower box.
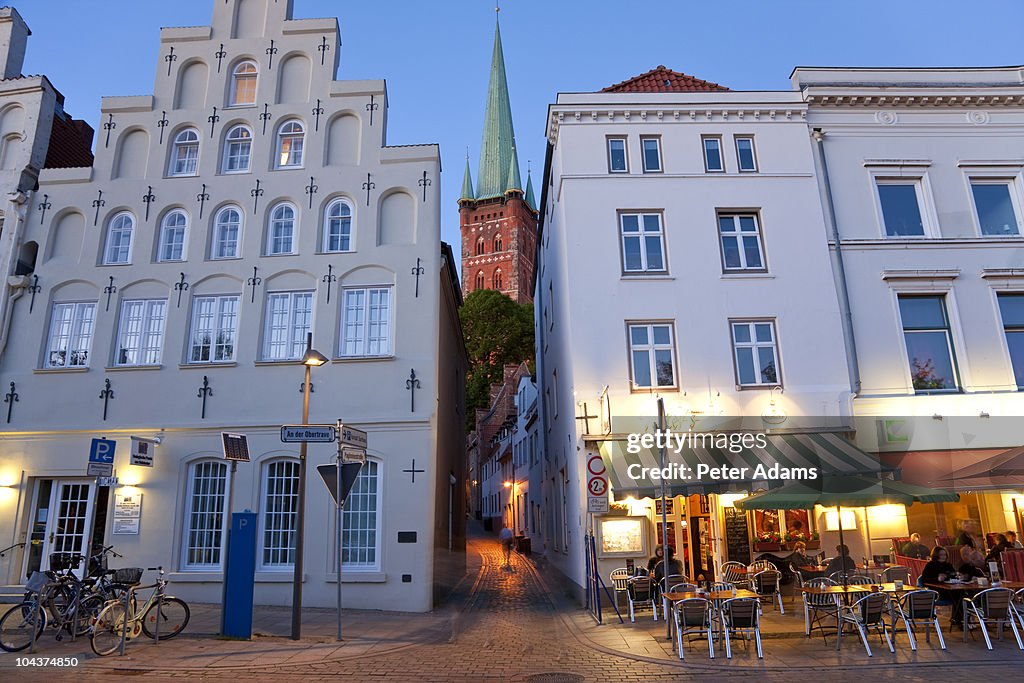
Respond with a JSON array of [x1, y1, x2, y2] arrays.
[[753, 542, 783, 552], [784, 540, 821, 551]]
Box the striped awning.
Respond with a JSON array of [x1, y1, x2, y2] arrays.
[[597, 431, 891, 500]]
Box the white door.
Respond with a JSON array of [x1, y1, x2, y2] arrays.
[[40, 480, 96, 578]]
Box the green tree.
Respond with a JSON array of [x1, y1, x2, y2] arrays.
[[460, 289, 535, 430]]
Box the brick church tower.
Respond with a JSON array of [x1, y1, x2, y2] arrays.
[[459, 17, 537, 304]]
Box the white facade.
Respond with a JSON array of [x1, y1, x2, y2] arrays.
[[0, 0, 466, 612]]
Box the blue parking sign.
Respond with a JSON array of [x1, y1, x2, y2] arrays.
[[90, 438, 116, 463]]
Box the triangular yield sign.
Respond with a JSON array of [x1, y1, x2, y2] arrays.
[[317, 462, 364, 506]]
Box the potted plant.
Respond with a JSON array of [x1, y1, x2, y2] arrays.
[[606, 501, 630, 516], [806, 531, 820, 550], [753, 531, 783, 551]]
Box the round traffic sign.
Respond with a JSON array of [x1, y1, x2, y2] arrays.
[[587, 455, 606, 477], [588, 476, 608, 496]]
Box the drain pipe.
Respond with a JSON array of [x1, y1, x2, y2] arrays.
[[811, 128, 861, 395], [0, 191, 29, 359]]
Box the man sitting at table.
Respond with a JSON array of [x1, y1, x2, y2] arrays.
[[900, 533, 931, 559], [653, 546, 685, 588], [921, 546, 964, 628], [1008, 530, 1023, 550], [825, 544, 856, 575]]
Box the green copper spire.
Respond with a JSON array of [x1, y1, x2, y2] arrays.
[[524, 168, 536, 210], [505, 147, 522, 194], [476, 18, 517, 200], [460, 155, 475, 201]]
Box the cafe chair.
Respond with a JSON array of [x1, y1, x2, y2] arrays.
[[748, 560, 778, 573], [673, 597, 715, 660], [626, 576, 658, 623], [668, 582, 699, 594], [803, 577, 839, 641], [789, 565, 806, 606], [711, 581, 736, 593], [879, 566, 911, 584], [892, 589, 945, 651], [963, 587, 1023, 650], [751, 570, 785, 614], [840, 592, 894, 656], [660, 574, 687, 620], [1013, 588, 1024, 633], [721, 597, 763, 659], [721, 562, 749, 589], [610, 568, 631, 607], [846, 575, 875, 586]]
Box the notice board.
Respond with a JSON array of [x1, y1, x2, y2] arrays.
[[724, 507, 751, 565]]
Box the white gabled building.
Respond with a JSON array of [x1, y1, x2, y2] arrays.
[[0, 0, 466, 612]]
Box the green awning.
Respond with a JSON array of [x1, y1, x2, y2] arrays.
[[733, 475, 959, 510]]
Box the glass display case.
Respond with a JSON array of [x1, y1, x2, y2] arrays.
[[596, 516, 648, 558]]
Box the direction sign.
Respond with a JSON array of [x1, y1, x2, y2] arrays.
[[341, 447, 366, 464], [317, 462, 364, 507], [221, 432, 250, 462], [339, 425, 367, 450], [89, 438, 116, 464], [280, 425, 337, 443]]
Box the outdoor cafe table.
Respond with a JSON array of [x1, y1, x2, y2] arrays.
[[664, 589, 760, 650], [800, 583, 914, 650]]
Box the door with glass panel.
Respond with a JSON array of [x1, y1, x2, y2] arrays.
[[31, 480, 96, 579]]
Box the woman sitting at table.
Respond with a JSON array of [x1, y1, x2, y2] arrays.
[[653, 546, 684, 587], [645, 545, 664, 576], [789, 541, 813, 570], [985, 533, 1010, 565], [825, 544, 856, 575], [921, 546, 964, 627], [959, 543, 987, 579]]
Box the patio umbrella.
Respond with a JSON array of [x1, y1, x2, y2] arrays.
[[734, 475, 959, 586]]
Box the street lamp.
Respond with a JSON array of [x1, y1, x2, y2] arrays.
[[291, 332, 328, 641]]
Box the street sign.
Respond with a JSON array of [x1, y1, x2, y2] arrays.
[[88, 462, 113, 477], [586, 452, 609, 513], [317, 462, 364, 506], [222, 432, 250, 462], [89, 438, 116, 464], [341, 447, 366, 464], [280, 425, 337, 443], [97, 476, 119, 487], [338, 425, 367, 450], [130, 437, 155, 467]]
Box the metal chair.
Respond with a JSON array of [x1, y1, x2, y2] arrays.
[[610, 568, 631, 608], [963, 587, 1023, 650], [879, 566, 911, 584], [750, 570, 784, 614], [802, 577, 839, 641], [789, 564, 806, 606], [673, 597, 715, 660], [721, 562, 749, 589], [1014, 587, 1024, 633], [839, 592, 894, 656], [846, 575, 874, 586], [721, 597, 763, 659], [710, 581, 735, 593], [626, 576, 658, 623], [668, 582, 698, 594], [892, 589, 945, 651], [660, 574, 686, 620], [748, 560, 777, 573]]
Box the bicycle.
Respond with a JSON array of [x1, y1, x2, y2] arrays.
[[90, 566, 190, 656]]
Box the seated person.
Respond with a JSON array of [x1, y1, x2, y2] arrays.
[[788, 541, 813, 570], [959, 543, 986, 578], [985, 533, 1010, 565], [653, 546, 684, 588], [1008, 530, 1023, 549], [921, 546, 964, 626], [900, 533, 931, 559], [825, 544, 856, 575], [645, 545, 664, 576]]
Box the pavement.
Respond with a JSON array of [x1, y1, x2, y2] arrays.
[[2, 525, 1023, 681]]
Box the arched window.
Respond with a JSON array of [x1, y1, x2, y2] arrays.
[[213, 205, 242, 259], [493, 269, 503, 290], [493, 234, 503, 252], [324, 199, 353, 252], [230, 60, 258, 106], [259, 459, 300, 568], [222, 125, 252, 173], [267, 202, 297, 255], [105, 212, 135, 264], [169, 128, 200, 176], [275, 120, 304, 168], [158, 210, 188, 261], [474, 271, 485, 290], [475, 237, 485, 256]]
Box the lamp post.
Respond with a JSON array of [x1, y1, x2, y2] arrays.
[[291, 332, 328, 641]]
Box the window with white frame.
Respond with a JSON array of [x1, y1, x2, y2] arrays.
[[213, 205, 242, 259], [45, 302, 96, 368], [263, 291, 313, 361], [607, 137, 627, 172], [182, 460, 228, 569], [703, 136, 724, 172], [188, 294, 239, 363], [998, 293, 1024, 390], [324, 199, 353, 252], [341, 459, 380, 569], [230, 60, 258, 106], [970, 179, 1020, 236], [718, 213, 766, 271], [620, 212, 666, 273], [158, 210, 188, 262], [222, 125, 252, 173], [260, 460, 299, 568], [340, 287, 392, 357], [731, 320, 780, 387], [115, 299, 167, 366], [640, 136, 662, 173], [735, 136, 757, 172], [267, 202, 297, 255], [275, 120, 304, 168], [876, 180, 925, 236], [898, 295, 960, 393], [169, 128, 200, 176], [104, 212, 135, 264], [628, 322, 676, 389]]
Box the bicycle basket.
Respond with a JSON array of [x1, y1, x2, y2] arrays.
[[49, 552, 82, 572], [88, 549, 108, 576], [112, 567, 144, 585], [25, 571, 49, 594]]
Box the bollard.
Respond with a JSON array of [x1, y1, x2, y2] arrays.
[[118, 588, 130, 656], [28, 594, 40, 654], [70, 585, 81, 642]]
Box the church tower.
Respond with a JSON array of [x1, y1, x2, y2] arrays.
[[459, 15, 537, 304]]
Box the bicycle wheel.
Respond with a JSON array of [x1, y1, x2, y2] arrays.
[[70, 593, 106, 637], [0, 601, 46, 652], [91, 601, 129, 656], [141, 596, 189, 639]]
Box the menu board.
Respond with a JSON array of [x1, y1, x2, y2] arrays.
[[724, 507, 751, 565]]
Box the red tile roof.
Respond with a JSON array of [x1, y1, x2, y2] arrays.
[[44, 113, 94, 169], [602, 66, 729, 93]]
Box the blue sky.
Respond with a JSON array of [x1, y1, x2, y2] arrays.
[[16, 0, 1024, 256]]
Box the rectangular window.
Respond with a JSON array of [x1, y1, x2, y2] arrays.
[[735, 136, 757, 172], [620, 212, 666, 273], [971, 180, 1020, 236], [718, 213, 766, 271], [998, 293, 1024, 389], [46, 302, 96, 368], [182, 461, 228, 569], [263, 291, 313, 361], [731, 320, 780, 387], [342, 460, 380, 569], [628, 322, 676, 389], [115, 299, 167, 366], [341, 287, 392, 357], [641, 136, 662, 173], [703, 136, 724, 172], [898, 295, 960, 393], [607, 137, 627, 173], [189, 295, 239, 363], [877, 181, 925, 236], [260, 460, 299, 568]]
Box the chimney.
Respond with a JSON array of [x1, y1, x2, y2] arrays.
[[0, 7, 30, 80]]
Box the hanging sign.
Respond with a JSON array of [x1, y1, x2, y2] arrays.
[[130, 437, 156, 467]]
